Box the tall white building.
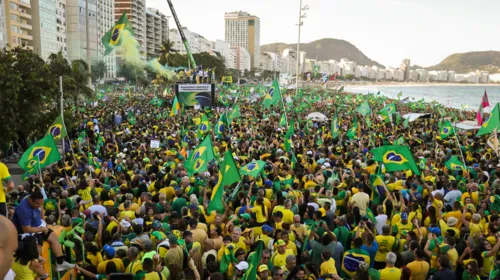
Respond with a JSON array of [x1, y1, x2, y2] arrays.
[[56, 0, 67, 56], [66, 0, 99, 63], [231, 46, 250, 72], [212, 40, 234, 69], [97, 0, 116, 77], [224, 11, 260, 69], [0, 1, 6, 48], [32, 0, 60, 60], [145, 7, 169, 59]]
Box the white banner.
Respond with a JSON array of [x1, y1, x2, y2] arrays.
[[178, 84, 211, 92]]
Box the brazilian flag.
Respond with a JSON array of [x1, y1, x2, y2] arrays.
[[439, 120, 454, 140], [186, 136, 215, 175], [371, 145, 420, 175], [196, 114, 211, 139], [101, 12, 133, 55], [263, 79, 281, 108], [46, 115, 67, 141], [18, 135, 61, 171], [215, 113, 228, 138], [240, 160, 266, 177], [445, 156, 465, 171]]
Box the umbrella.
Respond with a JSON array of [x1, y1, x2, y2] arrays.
[[306, 112, 328, 122]]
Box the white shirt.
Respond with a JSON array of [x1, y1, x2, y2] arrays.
[[444, 190, 462, 207], [375, 214, 388, 235], [427, 189, 445, 209], [88, 204, 107, 217], [4, 269, 15, 280]]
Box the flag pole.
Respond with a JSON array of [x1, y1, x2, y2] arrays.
[[452, 122, 467, 166], [59, 76, 65, 164]]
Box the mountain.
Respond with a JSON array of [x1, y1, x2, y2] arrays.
[[261, 38, 384, 68], [427, 51, 500, 74]]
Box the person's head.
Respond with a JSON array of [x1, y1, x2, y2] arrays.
[[235, 248, 246, 262], [352, 237, 363, 249], [258, 264, 270, 279], [232, 227, 241, 242], [142, 257, 154, 272], [465, 260, 479, 276], [28, 191, 44, 209], [0, 216, 18, 279], [261, 249, 271, 264], [235, 261, 248, 276], [321, 250, 332, 261], [271, 266, 284, 279], [275, 239, 287, 254], [127, 246, 139, 260], [183, 231, 193, 243], [386, 252, 397, 267], [438, 254, 451, 270], [293, 214, 301, 226], [14, 235, 37, 266], [286, 254, 296, 270], [382, 224, 391, 236]]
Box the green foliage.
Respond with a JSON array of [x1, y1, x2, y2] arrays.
[[345, 74, 355, 80], [427, 51, 500, 74], [167, 52, 226, 80], [0, 48, 92, 150], [91, 61, 107, 82], [158, 40, 178, 66]]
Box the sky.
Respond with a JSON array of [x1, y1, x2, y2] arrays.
[[146, 0, 500, 68]]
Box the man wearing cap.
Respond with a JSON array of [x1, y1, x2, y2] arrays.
[[97, 244, 125, 273], [271, 239, 294, 268], [392, 212, 413, 239], [165, 234, 184, 280], [258, 264, 271, 280], [234, 261, 249, 279]]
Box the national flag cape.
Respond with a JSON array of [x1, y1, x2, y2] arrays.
[[186, 136, 215, 175], [477, 103, 500, 136], [356, 101, 371, 117], [215, 113, 229, 138], [170, 96, 180, 116], [393, 136, 405, 146], [46, 115, 67, 141], [263, 79, 281, 108], [219, 246, 237, 273], [342, 249, 371, 278], [18, 135, 61, 171], [439, 120, 454, 140], [369, 172, 385, 206], [240, 160, 266, 177], [101, 12, 133, 55], [445, 156, 466, 171], [370, 145, 420, 175]]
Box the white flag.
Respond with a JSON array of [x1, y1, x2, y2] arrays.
[[487, 129, 500, 156]]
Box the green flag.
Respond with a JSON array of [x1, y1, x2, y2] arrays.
[[347, 119, 358, 140], [263, 79, 281, 108], [170, 96, 180, 116], [197, 114, 211, 139], [18, 135, 61, 171], [403, 117, 409, 129], [219, 247, 237, 273], [379, 104, 397, 123], [186, 136, 215, 175], [46, 115, 67, 141], [229, 104, 241, 121], [291, 152, 298, 170], [221, 150, 241, 187], [215, 113, 229, 138], [356, 101, 371, 117], [207, 168, 224, 213], [419, 157, 427, 170], [371, 145, 420, 175], [242, 242, 263, 280], [240, 160, 266, 177], [393, 136, 405, 145], [439, 120, 454, 140], [101, 12, 134, 56], [331, 115, 340, 139], [279, 113, 287, 127], [88, 152, 100, 169], [477, 103, 500, 136], [445, 156, 466, 171]]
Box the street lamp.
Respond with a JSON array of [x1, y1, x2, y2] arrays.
[[295, 0, 309, 96]]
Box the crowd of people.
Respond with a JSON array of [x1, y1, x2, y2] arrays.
[[0, 84, 499, 280]]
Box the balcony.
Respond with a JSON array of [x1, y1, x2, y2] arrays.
[[17, 0, 31, 8], [14, 9, 32, 19]]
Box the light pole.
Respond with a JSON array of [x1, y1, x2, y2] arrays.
[[295, 1, 308, 95]]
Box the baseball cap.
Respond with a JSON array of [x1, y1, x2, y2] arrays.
[[240, 213, 251, 221], [429, 227, 441, 235], [235, 261, 249, 271], [261, 225, 273, 232], [120, 220, 131, 228], [258, 264, 269, 273], [275, 239, 286, 247], [401, 212, 408, 220], [103, 244, 115, 258]]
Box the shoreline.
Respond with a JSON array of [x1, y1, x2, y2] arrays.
[[341, 82, 500, 88]]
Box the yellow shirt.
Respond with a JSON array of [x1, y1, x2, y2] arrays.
[[379, 267, 402, 280], [481, 251, 495, 277], [290, 224, 307, 240], [126, 259, 143, 274], [252, 205, 268, 223], [86, 252, 103, 267], [79, 186, 92, 201], [97, 258, 125, 274], [406, 260, 429, 280], [320, 258, 337, 276], [375, 235, 396, 262], [0, 163, 11, 202], [286, 241, 297, 255], [120, 210, 136, 220], [469, 223, 483, 239], [271, 249, 294, 267], [272, 206, 294, 223], [12, 260, 37, 280]]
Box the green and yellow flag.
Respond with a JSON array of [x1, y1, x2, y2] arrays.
[[439, 120, 454, 140], [240, 160, 266, 177], [170, 96, 180, 116], [331, 114, 339, 139], [356, 101, 371, 117], [370, 145, 420, 175], [186, 136, 215, 175], [445, 156, 465, 171], [242, 242, 263, 280], [279, 113, 287, 127], [18, 135, 61, 171], [215, 113, 229, 138], [196, 114, 211, 139], [101, 12, 134, 55], [263, 79, 281, 108], [477, 103, 500, 136], [46, 115, 67, 141]]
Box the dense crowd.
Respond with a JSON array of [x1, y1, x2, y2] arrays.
[[1, 85, 500, 280]]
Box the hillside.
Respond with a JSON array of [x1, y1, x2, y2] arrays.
[[427, 51, 500, 74], [261, 38, 384, 68]]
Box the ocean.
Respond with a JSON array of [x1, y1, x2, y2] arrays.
[[345, 84, 500, 110]]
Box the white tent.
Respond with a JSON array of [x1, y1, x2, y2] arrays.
[[453, 121, 481, 130], [402, 113, 432, 122], [306, 112, 328, 122]]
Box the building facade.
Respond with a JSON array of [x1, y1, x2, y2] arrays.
[[97, 0, 115, 77], [212, 39, 234, 69], [31, 0, 59, 60], [145, 7, 168, 59], [4, 0, 34, 49], [0, 0, 9, 48], [66, 0, 98, 63], [224, 11, 260, 69], [169, 27, 211, 56], [55, 0, 66, 56], [231, 46, 250, 72], [114, 0, 145, 52]]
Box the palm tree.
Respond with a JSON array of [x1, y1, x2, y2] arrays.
[[91, 61, 107, 83], [69, 59, 93, 107], [158, 40, 177, 66], [48, 50, 71, 77]]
